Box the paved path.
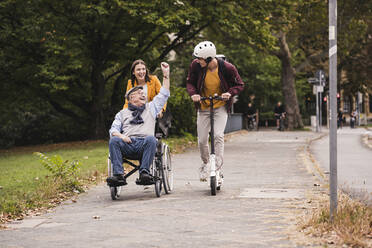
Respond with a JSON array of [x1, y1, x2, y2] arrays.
[[310, 127, 372, 201], [1, 131, 324, 248]]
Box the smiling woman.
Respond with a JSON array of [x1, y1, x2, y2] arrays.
[[123, 59, 167, 114]]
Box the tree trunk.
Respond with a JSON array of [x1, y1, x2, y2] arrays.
[[277, 32, 304, 129], [110, 64, 130, 112], [90, 63, 107, 139]]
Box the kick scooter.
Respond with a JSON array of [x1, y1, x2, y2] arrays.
[[200, 95, 224, 196]]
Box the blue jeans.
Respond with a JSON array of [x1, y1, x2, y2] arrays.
[[109, 136, 157, 175]]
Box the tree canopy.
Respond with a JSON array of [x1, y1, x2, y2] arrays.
[[0, 0, 370, 147]]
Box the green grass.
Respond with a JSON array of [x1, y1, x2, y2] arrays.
[[0, 141, 108, 222], [0, 136, 197, 223], [164, 133, 197, 153]]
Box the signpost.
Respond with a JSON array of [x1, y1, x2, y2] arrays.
[[316, 70, 326, 131], [308, 70, 326, 133], [329, 0, 338, 220]]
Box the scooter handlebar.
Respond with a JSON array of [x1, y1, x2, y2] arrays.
[[200, 95, 223, 101]]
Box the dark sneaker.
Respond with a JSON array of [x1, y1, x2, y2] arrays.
[[135, 172, 153, 185], [139, 171, 152, 183], [106, 174, 127, 186], [138, 171, 153, 185]]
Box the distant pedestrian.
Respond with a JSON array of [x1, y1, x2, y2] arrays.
[[350, 110, 357, 128], [337, 109, 343, 128], [274, 101, 286, 130], [245, 102, 258, 130]]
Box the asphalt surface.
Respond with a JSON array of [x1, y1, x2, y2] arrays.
[[1, 130, 325, 248], [311, 127, 372, 202]]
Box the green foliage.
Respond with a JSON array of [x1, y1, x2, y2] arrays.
[[0, 103, 88, 148], [1, 0, 282, 144], [222, 45, 282, 115], [259, 111, 275, 121], [0, 0, 370, 144], [33, 152, 82, 191], [167, 86, 196, 136]]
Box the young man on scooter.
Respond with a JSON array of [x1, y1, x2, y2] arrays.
[[186, 41, 244, 182]]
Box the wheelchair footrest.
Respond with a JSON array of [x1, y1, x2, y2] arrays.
[[106, 177, 127, 187], [135, 177, 157, 186]]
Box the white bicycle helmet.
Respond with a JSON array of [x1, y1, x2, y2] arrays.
[[193, 41, 216, 60]]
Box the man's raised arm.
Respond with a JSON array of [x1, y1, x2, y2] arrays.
[[149, 62, 170, 117], [161, 62, 170, 91]]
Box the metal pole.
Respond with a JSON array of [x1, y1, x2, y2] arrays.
[[316, 89, 320, 132], [357, 92, 361, 126], [210, 97, 215, 155], [329, 0, 338, 220], [320, 92, 322, 131], [327, 95, 330, 129]]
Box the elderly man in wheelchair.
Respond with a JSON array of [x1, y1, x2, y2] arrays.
[[106, 62, 170, 187]]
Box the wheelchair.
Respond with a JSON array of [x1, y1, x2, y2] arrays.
[[107, 123, 173, 200]]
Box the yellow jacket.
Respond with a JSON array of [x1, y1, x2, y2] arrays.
[[123, 75, 167, 111]]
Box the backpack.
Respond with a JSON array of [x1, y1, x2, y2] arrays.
[[216, 56, 235, 87]]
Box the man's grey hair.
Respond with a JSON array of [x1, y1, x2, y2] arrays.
[[125, 86, 143, 101]]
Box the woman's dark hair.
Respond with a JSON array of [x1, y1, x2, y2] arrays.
[[130, 59, 151, 86]]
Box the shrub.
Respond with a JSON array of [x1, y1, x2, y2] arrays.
[[0, 108, 87, 148], [33, 152, 83, 192], [167, 86, 197, 136]]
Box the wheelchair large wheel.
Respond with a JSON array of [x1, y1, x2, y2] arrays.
[[107, 157, 113, 177], [162, 145, 173, 193], [210, 176, 217, 196], [153, 160, 162, 197]]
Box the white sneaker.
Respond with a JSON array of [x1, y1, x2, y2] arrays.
[[217, 170, 224, 186], [199, 163, 208, 182]]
